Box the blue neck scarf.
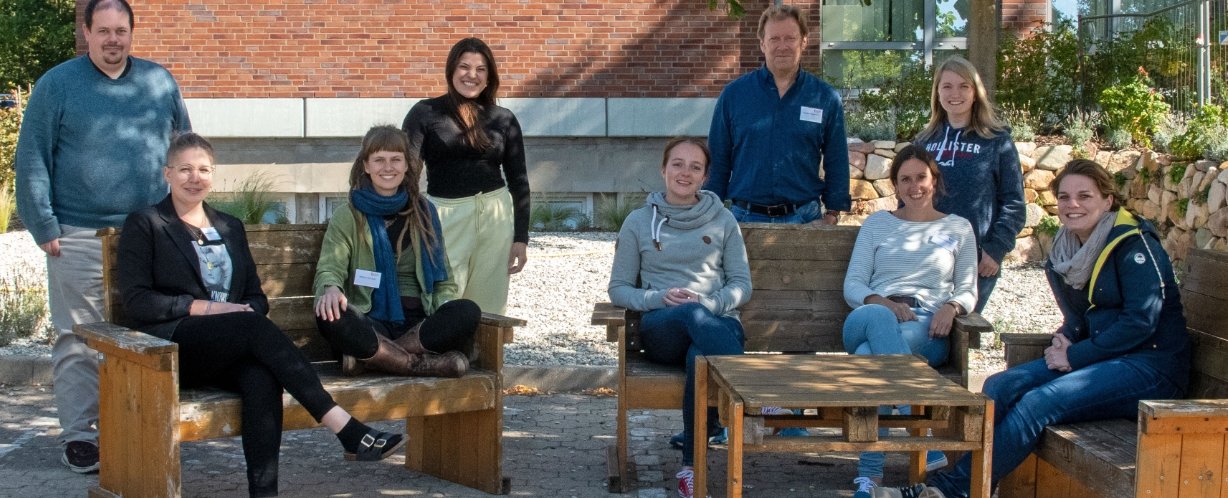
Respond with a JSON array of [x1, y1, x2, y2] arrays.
[[350, 186, 408, 324]]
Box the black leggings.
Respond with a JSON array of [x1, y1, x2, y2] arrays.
[[316, 299, 481, 358], [173, 312, 339, 497]]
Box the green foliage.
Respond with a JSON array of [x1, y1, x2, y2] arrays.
[[0, 90, 23, 188], [1106, 128, 1133, 150], [1004, 109, 1036, 141], [1035, 215, 1061, 238], [1170, 105, 1228, 160], [1083, 17, 1196, 114], [1099, 68, 1170, 148], [1136, 166, 1153, 185], [1151, 113, 1185, 154], [851, 57, 933, 141], [1167, 163, 1187, 186], [845, 110, 897, 141], [0, 269, 51, 347], [530, 201, 584, 231], [1206, 124, 1228, 162], [593, 196, 642, 232], [1113, 171, 1129, 190], [1176, 197, 1189, 218], [0, 182, 14, 233], [708, 0, 746, 19], [1063, 113, 1095, 155], [997, 20, 1080, 132], [1195, 185, 1211, 205], [0, 0, 75, 87], [209, 172, 286, 225]]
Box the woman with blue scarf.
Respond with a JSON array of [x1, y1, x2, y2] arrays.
[[314, 125, 479, 378]]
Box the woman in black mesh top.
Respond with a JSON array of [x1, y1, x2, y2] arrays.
[[402, 37, 530, 315]]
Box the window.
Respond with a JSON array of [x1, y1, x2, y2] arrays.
[[821, 0, 969, 86]]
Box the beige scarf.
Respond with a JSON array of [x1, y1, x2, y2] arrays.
[[1048, 211, 1117, 290]]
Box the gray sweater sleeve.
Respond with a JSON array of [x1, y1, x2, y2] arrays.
[[608, 215, 668, 312]]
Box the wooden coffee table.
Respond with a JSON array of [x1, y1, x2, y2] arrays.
[[694, 354, 994, 498]]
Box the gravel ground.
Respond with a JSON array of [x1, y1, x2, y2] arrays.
[[0, 230, 1063, 375]]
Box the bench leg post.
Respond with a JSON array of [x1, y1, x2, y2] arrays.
[[93, 354, 181, 498], [997, 454, 1039, 498], [605, 384, 632, 492], [406, 405, 508, 495]]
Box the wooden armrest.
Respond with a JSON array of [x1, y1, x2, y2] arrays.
[[73, 321, 177, 372], [952, 312, 992, 349], [592, 302, 627, 343], [479, 311, 526, 328], [1001, 332, 1051, 369], [1141, 399, 1228, 418]]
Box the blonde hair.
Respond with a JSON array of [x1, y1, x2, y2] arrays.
[[757, 5, 808, 40], [916, 55, 1007, 142]]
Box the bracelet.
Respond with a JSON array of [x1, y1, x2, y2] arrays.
[[945, 301, 963, 315], [205, 301, 213, 315]]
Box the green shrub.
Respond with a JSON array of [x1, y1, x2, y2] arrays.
[[1063, 113, 1095, 155], [997, 20, 1080, 132], [1106, 128, 1133, 150], [1176, 197, 1189, 219], [845, 109, 896, 142], [0, 90, 23, 188], [1099, 67, 1170, 148], [1113, 171, 1129, 191], [0, 181, 14, 233], [593, 197, 641, 232], [210, 171, 285, 224], [1005, 110, 1036, 141], [0, 269, 51, 347], [530, 201, 583, 231], [1170, 104, 1228, 160], [1206, 124, 1228, 162], [1150, 113, 1184, 154], [1035, 215, 1061, 237], [1167, 163, 1187, 186]]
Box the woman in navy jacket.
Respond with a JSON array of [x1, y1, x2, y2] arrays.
[[878, 159, 1190, 498], [118, 133, 403, 497]]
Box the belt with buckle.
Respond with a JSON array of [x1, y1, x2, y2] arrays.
[[732, 200, 798, 217], [887, 295, 920, 307]]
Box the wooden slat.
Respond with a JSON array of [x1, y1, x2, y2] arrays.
[[1183, 291, 1228, 341], [1141, 399, 1228, 422], [747, 261, 849, 291], [177, 371, 499, 440], [1035, 420, 1137, 498], [739, 224, 857, 261], [1189, 331, 1228, 399], [138, 363, 179, 498], [1177, 432, 1223, 498], [1001, 333, 1050, 368], [1182, 249, 1228, 303], [254, 262, 317, 297], [998, 454, 1039, 498], [243, 224, 326, 264], [1137, 429, 1184, 498]]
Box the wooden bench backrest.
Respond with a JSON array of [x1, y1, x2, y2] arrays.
[[98, 224, 336, 362], [1180, 248, 1228, 398]]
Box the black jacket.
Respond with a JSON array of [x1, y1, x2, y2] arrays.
[[1045, 209, 1191, 389], [117, 195, 269, 339]]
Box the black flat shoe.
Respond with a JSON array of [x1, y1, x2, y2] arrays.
[[343, 430, 405, 461]]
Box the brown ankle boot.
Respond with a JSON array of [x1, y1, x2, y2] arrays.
[[359, 335, 414, 375], [392, 322, 429, 355], [405, 351, 468, 378]]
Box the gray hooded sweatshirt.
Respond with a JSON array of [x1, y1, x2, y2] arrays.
[[608, 190, 752, 318]]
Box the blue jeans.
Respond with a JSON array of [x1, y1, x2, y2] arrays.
[[730, 199, 822, 224], [926, 356, 1184, 498], [638, 303, 745, 466], [843, 304, 951, 478], [974, 274, 998, 313]]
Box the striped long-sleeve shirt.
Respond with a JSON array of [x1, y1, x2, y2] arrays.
[[844, 210, 978, 313]]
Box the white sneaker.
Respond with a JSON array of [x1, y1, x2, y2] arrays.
[[873, 483, 947, 498], [853, 476, 878, 498]]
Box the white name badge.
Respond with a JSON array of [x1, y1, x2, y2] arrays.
[[201, 227, 222, 241], [354, 269, 382, 288], [800, 106, 823, 124], [930, 234, 959, 253]]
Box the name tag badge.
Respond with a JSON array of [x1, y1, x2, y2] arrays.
[[930, 234, 959, 253], [800, 106, 823, 124], [354, 269, 382, 288], [201, 227, 222, 242]]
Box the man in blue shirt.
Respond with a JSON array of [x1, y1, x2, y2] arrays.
[[14, 0, 190, 474], [705, 5, 851, 225]]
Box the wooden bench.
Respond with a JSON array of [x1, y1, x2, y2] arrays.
[[591, 223, 995, 492], [998, 248, 1228, 498], [75, 224, 525, 497]]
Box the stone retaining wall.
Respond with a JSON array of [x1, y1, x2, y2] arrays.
[[846, 139, 1228, 266]]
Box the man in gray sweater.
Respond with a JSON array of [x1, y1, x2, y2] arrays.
[[14, 0, 190, 473]]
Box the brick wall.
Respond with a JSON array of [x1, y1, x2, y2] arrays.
[[1002, 0, 1051, 33], [77, 0, 830, 99]]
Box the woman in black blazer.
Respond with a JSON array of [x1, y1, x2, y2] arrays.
[[117, 133, 404, 498]]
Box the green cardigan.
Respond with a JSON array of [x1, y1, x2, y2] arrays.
[[313, 203, 459, 315]]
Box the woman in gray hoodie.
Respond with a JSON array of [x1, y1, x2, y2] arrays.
[[608, 137, 752, 498]]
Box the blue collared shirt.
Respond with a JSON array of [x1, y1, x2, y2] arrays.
[[705, 66, 850, 211]]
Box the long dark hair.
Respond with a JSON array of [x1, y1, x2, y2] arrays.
[[444, 37, 500, 152], [889, 144, 945, 201], [348, 125, 436, 247]]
